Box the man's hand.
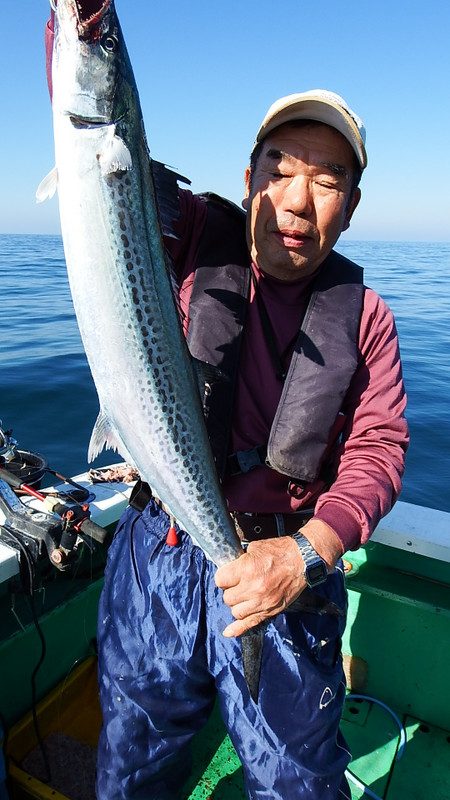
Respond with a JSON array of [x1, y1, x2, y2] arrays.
[[214, 536, 306, 637], [214, 518, 344, 637]]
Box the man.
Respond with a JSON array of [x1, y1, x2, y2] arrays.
[[94, 89, 408, 800]]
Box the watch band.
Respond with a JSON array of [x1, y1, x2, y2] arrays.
[[291, 532, 328, 588]]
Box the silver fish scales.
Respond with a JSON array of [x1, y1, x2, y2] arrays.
[[40, 0, 242, 567], [39, 0, 262, 700]]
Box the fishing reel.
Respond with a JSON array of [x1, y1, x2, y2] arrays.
[[0, 423, 107, 581], [0, 420, 48, 488]]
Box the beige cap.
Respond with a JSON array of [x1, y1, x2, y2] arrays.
[[255, 89, 367, 170]]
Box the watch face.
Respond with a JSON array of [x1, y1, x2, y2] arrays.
[[292, 533, 328, 587], [306, 561, 328, 586]]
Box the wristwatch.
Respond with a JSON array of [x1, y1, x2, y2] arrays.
[[291, 533, 328, 588]]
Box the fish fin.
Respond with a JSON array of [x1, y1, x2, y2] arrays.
[[98, 127, 133, 176], [241, 624, 265, 703], [151, 160, 191, 323], [165, 253, 187, 325], [36, 166, 58, 203], [151, 160, 191, 239], [88, 411, 135, 465], [191, 358, 230, 401]]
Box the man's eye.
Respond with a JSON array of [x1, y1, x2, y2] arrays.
[[316, 180, 340, 191]]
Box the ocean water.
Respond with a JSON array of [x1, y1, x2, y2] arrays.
[[1, 234, 449, 513]]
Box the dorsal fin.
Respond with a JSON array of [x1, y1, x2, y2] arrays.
[[151, 160, 191, 324], [151, 160, 191, 239]]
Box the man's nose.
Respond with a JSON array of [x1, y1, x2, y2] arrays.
[[283, 175, 313, 217]]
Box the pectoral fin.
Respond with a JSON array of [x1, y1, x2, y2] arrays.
[[98, 127, 132, 176]]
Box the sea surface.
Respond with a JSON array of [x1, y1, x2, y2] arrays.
[[1, 234, 449, 513]]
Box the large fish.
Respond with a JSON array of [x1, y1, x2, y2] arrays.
[[38, 0, 262, 700]]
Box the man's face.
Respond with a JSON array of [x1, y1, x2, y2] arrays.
[[243, 122, 361, 281]]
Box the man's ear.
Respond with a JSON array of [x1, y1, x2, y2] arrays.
[[242, 167, 251, 210], [342, 187, 361, 231]]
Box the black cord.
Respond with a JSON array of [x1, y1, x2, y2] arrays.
[[2, 525, 52, 784], [0, 709, 12, 793], [44, 467, 92, 504]]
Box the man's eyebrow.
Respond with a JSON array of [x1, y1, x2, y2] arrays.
[[322, 161, 349, 179], [264, 147, 294, 163], [264, 149, 350, 179]]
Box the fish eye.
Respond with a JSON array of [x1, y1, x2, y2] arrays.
[[101, 34, 118, 52]]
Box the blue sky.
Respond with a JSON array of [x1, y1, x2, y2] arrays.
[[2, 0, 449, 241]]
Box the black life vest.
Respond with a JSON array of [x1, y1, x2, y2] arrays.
[[187, 193, 364, 484]]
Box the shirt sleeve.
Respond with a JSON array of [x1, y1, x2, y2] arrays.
[[313, 288, 409, 552]]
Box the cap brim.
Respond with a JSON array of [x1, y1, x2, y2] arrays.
[[256, 97, 367, 170]]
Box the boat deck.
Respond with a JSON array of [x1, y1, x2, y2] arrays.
[[7, 663, 450, 800], [184, 699, 450, 799]]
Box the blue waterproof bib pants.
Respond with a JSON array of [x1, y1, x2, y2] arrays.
[[96, 501, 352, 800]]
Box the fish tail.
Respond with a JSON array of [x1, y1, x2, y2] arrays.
[[241, 624, 265, 703]]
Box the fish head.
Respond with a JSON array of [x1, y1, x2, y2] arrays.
[[51, 0, 136, 129]]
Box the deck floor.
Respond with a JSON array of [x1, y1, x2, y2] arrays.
[[9, 674, 450, 800], [184, 697, 450, 800]]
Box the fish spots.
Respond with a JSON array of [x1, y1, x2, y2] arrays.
[[128, 274, 137, 285], [118, 210, 128, 232], [121, 234, 130, 247]]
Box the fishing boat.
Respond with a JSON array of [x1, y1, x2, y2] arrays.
[[0, 425, 449, 800]]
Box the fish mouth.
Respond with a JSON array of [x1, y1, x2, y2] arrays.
[[76, 0, 111, 39], [74, 0, 111, 25], [53, 0, 112, 38]]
